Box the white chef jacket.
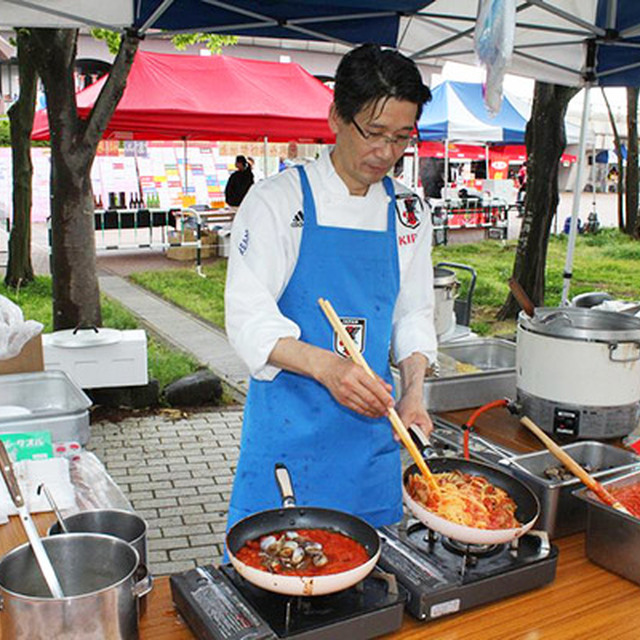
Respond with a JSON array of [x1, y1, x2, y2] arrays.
[[225, 147, 437, 381]]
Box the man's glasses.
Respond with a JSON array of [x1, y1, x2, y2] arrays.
[[351, 118, 412, 149]]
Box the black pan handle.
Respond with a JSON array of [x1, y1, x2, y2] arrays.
[[274, 463, 296, 509], [408, 424, 430, 453]]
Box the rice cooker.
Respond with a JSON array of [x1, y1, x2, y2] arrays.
[[517, 307, 640, 439], [433, 267, 459, 337]]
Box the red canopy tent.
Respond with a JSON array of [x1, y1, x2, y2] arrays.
[[32, 50, 335, 142]]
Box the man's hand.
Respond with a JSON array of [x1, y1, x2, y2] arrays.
[[269, 337, 394, 418], [316, 355, 394, 418], [396, 352, 433, 438]]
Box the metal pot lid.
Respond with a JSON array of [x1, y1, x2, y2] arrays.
[[49, 327, 122, 349], [434, 267, 458, 287], [519, 307, 640, 342]]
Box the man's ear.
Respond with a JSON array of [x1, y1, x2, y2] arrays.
[[328, 103, 341, 135]]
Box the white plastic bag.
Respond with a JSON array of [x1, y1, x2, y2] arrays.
[[474, 0, 517, 116], [0, 294, 44, 360]]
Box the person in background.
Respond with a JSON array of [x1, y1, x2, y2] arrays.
[[225, 155, 254, 207], [247, 156, 264, 182], [224, 43, 436, 531]]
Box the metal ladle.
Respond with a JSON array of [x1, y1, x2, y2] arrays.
[[0, 442, 65, 598], [37, 483, 68, 533]]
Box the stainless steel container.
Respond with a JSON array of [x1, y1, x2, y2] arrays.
[[501, 442, 640, 538], [391, 338, 516, 412], [0, 371, 91, 444], [48, 509, 148, 568], [574, 469, 640, 585], [433, 267, 459, 337], [0, 533, 151, 639]]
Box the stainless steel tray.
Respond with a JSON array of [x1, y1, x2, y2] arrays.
[[437, 338, 516, 376], [0, 371, 92, 444], [501, 442, 640, 539], [574, 469, 640, 584], [392, 338, 516, 412]]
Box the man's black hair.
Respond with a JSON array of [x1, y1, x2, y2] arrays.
[[334, 43, 432, 124], [236, 155, 248, 168]]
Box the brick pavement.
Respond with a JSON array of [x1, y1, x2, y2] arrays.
[[87, 407, 244, 576]]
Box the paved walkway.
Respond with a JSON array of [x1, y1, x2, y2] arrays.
[[87, 253, 251, 574]]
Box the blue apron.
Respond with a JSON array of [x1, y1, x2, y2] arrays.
[[227, 165, 402, 529]]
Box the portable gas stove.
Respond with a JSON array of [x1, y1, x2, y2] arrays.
[[170, 563, 407, 640], [377, 519, 558, 620]]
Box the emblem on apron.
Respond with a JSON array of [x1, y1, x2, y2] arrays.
[[396, 194, 423, 229], [333, 317, 366, 358]]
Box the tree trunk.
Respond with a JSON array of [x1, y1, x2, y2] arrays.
[[4, 30, 37, 288], [625, 87, 639, 237], [601, 87, 625, 229], [498, 82, 579, 320], [28, 28, 139, 330]]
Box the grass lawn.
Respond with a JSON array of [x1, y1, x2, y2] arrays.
[[128, 228, 640, 337], [0, 278, 202, 389]]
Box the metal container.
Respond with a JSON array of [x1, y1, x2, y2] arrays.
[[48, 509, 148, 567], [391, 338, 516, 412], [438, 338, 516, 375], [0, 371, 91, 444], [433, 267, 459, 337], [574, 469, 640, 585], [500, 442, 640, 538], [0, 533, 152, 639], [517, 308, 640, 439]]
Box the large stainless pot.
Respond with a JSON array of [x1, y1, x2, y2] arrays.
[[48, 509, 148, 567], [0, 533, 151, 640], [517, 307, 640, 439], [433, 267, 459, 337]]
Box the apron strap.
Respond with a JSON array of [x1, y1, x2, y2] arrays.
[[296, 165, 317, 228]]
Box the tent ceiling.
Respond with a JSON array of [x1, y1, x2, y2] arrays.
[[2, 1, 640, 88]]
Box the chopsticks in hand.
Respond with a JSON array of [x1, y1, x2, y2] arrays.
[[318, 297, 439, 496]]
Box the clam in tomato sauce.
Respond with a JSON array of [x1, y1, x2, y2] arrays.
[[235, 529, 370, 576]]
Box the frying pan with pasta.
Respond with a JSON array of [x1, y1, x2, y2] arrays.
[[403, 457, 540, 545]]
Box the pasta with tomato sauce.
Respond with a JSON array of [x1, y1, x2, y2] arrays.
[[407, 470, 521, 529]]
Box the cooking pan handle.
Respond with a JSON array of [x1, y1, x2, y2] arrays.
[[408, 424, 430, 454], [274, 463, 296, 509], [608, 341, 640, 362], [522, 530, 551, 560]]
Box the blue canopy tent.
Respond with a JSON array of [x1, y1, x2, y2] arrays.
[[417, 81, 527, 144], [596, 145, 627, 164]]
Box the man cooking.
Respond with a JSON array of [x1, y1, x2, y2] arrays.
[[225, 43, 437, 530]]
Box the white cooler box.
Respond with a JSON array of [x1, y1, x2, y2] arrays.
[[43, 328, 148, 389]]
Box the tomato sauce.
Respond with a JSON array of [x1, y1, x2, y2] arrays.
[[609, 481, 640, 518], [235, 529, 370, 576]]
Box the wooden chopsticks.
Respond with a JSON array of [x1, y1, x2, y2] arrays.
[[318, 298, 440, 496]]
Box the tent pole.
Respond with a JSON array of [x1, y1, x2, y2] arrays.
[[561, 84, 591, 306], [263, 136, 269, 178], [182, 137, 188, 204], [484, 144, 489, 189], [444, 139, 449, 201], [413, 142, 419, 191]]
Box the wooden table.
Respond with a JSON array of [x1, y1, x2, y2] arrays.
[[2, 410, 639, 639]]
